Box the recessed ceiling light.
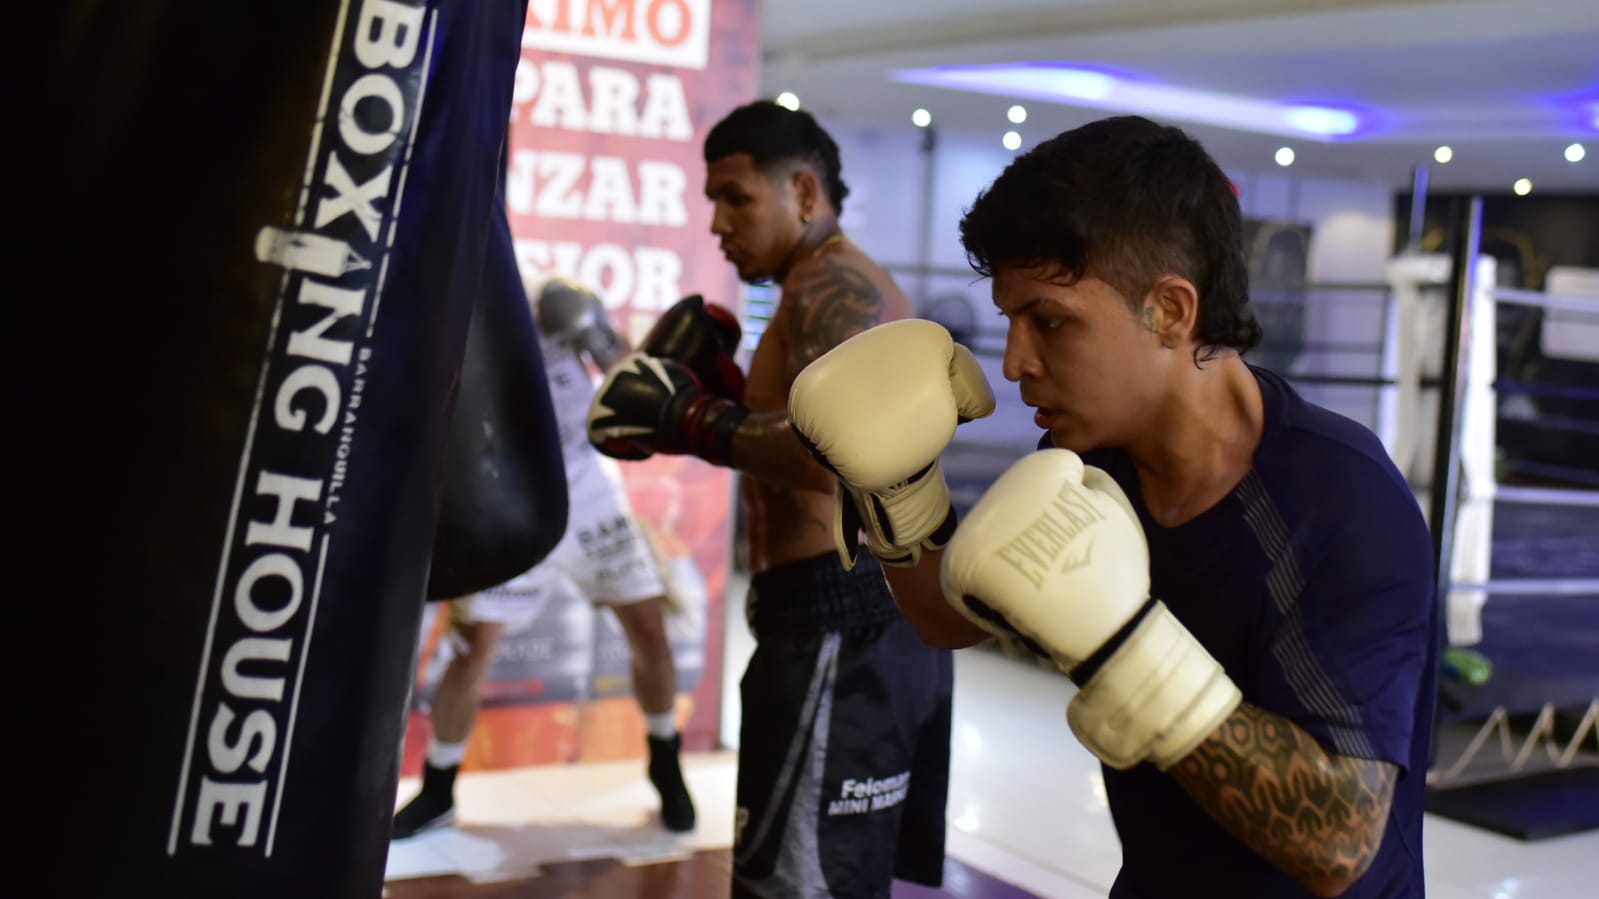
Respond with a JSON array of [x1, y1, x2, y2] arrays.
[[1566, 143, 1587, 163], [1275, 147, 1295, 167], [775, 91, 799, 110], [892, 64, 1364, 140], [1513, 178, 1533, 196], [1002, 130, 1022, 151], [1007, 104, 1027, 124], [912, 108, 932, 128], [1434, 146, 1453, 164]]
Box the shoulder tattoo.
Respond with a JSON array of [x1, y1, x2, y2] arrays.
[[786, 257, 885, 370]]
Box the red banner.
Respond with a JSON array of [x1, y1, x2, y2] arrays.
[[403, 0, 759, 777]]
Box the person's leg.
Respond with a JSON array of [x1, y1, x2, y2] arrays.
[[732, 632, 819, 896], [393, 605, 505, 839], [609, 596, 695, 831], [430, 618, 507, 743], [563, 454, 696, 829], [890, 623, 953, 889], [736, 556, 929, 899], [610, 596, 677, 717]]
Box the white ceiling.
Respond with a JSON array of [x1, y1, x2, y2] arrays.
[[757, 0, 1599, 194]]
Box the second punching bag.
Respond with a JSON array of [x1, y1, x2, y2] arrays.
[[428, 188, 570, 601], [20, 2, 559, 897]]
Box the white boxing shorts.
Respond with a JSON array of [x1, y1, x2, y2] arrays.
[[451, 456, 667, 626]]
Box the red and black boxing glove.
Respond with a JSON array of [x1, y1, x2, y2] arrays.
[[587, 352, 748, 466], [639, 294, 746, 401]]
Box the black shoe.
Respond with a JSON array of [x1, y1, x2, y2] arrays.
[[392, 762, 458, 840], [648, 734, 696, 832]]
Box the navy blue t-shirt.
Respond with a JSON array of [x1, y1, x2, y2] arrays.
[[1044, 367, 1438, 898]]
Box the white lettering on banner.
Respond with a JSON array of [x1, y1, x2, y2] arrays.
[[513, 238, 682, 316], [169, 0, 438, 858], [507, 150, 686, 226], [523, 0, 710, 70], [511, 61, 691, 141]]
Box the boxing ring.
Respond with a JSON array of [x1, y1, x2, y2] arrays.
[[1395, 200, 1599, 841]]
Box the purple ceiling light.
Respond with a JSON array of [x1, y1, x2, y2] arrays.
[[893, 63, 1369, 140]]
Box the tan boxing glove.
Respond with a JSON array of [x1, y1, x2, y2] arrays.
[[789, 319, 995, 568], [942, 449, 1241, 769]]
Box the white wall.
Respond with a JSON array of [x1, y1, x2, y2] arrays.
[[1227, 169, 1394, 284], [832, 126, 1015, 272], [827, 126, 1040, 447], [1225, 167, 1396, 427], [830, 126, 927, 266]]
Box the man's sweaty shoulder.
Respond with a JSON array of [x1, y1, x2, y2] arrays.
[[778, 240, 913, 379]]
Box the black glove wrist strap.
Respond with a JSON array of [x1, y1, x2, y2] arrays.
[[669, 394, 748, 468]]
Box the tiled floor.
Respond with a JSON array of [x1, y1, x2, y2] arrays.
[[386, 419, 1599, 894], [385, 643, 1598, 897], [384, 752, 738, 887], [385, 849, 1037, 898]]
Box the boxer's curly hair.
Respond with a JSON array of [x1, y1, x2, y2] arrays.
[[705, 100, 851, 216], [960, 116, 1261, 363]]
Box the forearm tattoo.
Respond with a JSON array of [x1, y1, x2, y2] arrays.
[[787, 259, 885, 372], [1171, 703, 1397, 891]]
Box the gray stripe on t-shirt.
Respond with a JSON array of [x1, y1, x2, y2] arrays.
[[1237, 472, 1376, 759]]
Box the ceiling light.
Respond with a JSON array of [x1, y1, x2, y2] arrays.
[[1566, 143, 1587, 163], [1513, 178, 1533, 196], [1002, 130, 1022, 151], [1275, 147, 1295, 167], [912, 108, 932, 128], [775, 91, 800, 110], [1007, 104, 1027, 124], [892, 64, 1364, 141], [1281, 107, 1357, 136], [1434, 145, 1453, 164]]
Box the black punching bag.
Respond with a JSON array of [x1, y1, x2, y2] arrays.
[[18, 2, 557, 897], [428, 189, 570, 601]]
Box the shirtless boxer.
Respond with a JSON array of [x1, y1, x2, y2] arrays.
[[587, 100, 955, 899]]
